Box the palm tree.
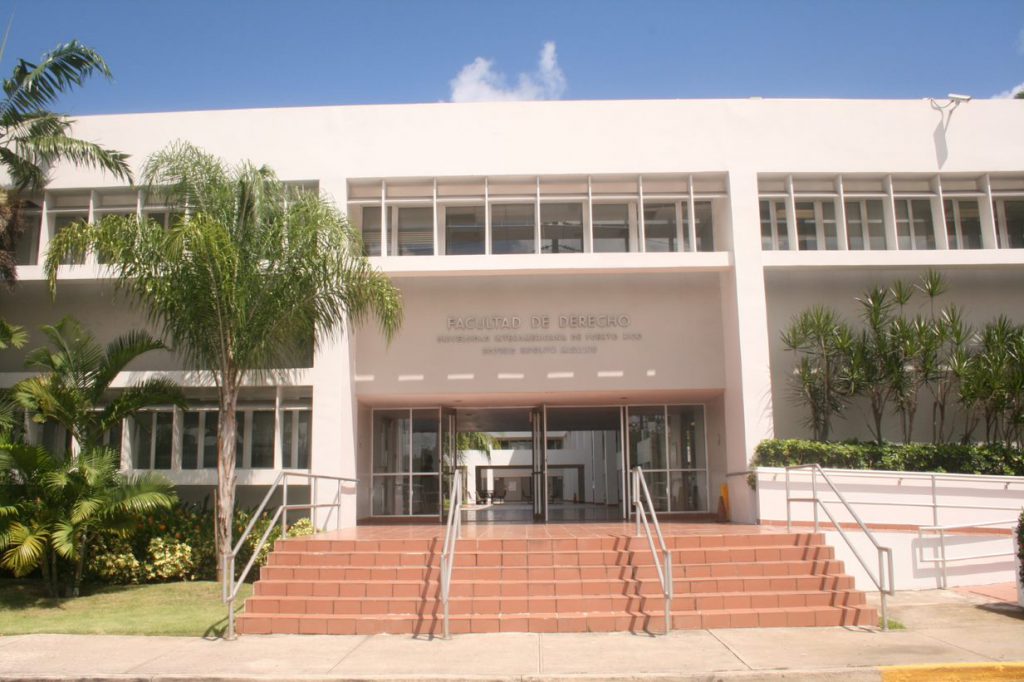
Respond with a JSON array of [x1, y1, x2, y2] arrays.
[[13, 317, 185, 452], [0, 40, 133, 286], [0, 441, 175, 596], [43, 141, 403, 579]]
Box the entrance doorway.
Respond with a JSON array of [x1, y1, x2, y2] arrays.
[[453, 406, 625, 524], [367, 403, 709, 523]]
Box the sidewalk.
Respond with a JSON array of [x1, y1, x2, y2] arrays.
[[0, 589, 1021, 681]]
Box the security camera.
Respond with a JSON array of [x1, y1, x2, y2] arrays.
[[948, 93, 972, 103]]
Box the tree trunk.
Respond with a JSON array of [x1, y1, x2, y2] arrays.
[[72, 531, 88, 597], [216, 376, 240, 584]]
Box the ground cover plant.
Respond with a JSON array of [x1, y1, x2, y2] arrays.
[[0, 579, 251, 637]]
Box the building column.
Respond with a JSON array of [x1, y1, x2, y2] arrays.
[[720, 170, 775, 523], [310, 325, 358, 529]]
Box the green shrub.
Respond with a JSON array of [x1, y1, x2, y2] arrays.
[[88, 534, 143, 584], [81, 502, 318, 586], [287, 518, 316, 537], [754, 439, 1024, 477], [144, 537, 195, 582], [1017, 510, 1023, 595]]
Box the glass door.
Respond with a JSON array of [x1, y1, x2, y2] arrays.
[[530, 406, 547, 522], [440, 407, 457, 522]]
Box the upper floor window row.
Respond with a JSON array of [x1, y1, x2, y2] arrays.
[[758, 173, 1024, 252], [12, 183, 318, 267], [347, 174, 726, 256]]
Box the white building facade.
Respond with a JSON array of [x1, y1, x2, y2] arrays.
[[2, 98, 1024, 526]]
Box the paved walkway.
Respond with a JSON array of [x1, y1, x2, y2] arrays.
[[0, 589, 1021, 681]]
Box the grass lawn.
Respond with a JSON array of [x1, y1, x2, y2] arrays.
[[0, 579, 251, 637]]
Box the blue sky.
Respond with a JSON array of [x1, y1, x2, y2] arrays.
[[4, 0, 1024, 115]]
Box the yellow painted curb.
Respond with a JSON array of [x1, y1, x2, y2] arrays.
[[881, 662, 1024, 682]]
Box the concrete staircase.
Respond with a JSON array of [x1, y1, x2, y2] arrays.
[[236, 529, 877, 635]]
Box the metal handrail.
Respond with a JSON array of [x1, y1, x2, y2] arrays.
[[785, 464, 895, 631], [222, 470, 358, 639], [439, 469, 463, 640], [762, 466, 1024, 486], [917, 517, 1019, 589], [631, 466, 673, 635]]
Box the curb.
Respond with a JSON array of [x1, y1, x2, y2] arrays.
[[880, 662, 1024, 681], [0, 669, 884, 682]]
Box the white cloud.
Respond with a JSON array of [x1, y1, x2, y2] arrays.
[[992, 81, 1024, 99], [449, 41, 566, 103]]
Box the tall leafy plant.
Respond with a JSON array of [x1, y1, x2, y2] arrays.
[[780, 305, 853, 441], [44, 142, 403, 580]]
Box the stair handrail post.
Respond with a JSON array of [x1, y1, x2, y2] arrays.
[[785, 466, 792, 533], [220, 471, 358, 640], [631, 466, 673, 635], [784, 464, 895, 633], [440, 468, 463, 640], [811, 466, 819, 533], [281, 474, 289, 537]]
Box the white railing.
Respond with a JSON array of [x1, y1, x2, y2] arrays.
[[917, 518, 1020, 589], [785, 464, 895, 630], [767, 467, 1024, 527], [439, 469, 463, 640], [222, 471, 357, 639], [631, 466, 673, 635]]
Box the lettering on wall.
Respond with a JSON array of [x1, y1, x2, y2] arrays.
[[439, 313, 643, 355]]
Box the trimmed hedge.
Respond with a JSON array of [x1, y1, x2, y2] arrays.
[[753, 439, 1024, 477]]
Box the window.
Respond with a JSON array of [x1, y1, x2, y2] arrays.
[[371, 408, 441, 516], [845, 199, 886, 250], [628, 405, 707, 513], [995, 199, 1024, 249], [491, 204, 535, 254], [693, 201, 714, 252], [13, 201, 42, 265], [250, 410, 275, 468], [794, 200, 837, 251], [759, 200, 789, 250], [182, 411, 200, 470], [132, 411, 173, 469], [643, 203, 677, 252], [895, 199, 935, 250], [101, 421, 123, 458], [444, 205, 485, 255], [281, 409, 311, 468], [541, 203, 583, 254], [361, 206, 381, 256], [394, 206, 433, 256], [592, 204, 631, 253], [944, 199, 982, 249]]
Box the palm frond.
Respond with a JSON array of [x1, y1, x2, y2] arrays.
[[0, 318, 27, 350], [1, 41, 112, 123], [91, 330, 168, 401], [0, 521, 48, 576]]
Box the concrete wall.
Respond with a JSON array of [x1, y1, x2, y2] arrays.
[[756, 467, 1024, 590]]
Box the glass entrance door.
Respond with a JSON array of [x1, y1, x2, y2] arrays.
[[440, 407, 457, 522], [530, 407, 547, 522]]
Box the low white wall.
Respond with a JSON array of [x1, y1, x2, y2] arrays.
[[755, 467, 1024, 591]]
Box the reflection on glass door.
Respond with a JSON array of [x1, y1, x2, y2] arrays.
[[627, 405, 708, 513], [371, 408, 441, 517], [530, 407, 547, 522]]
